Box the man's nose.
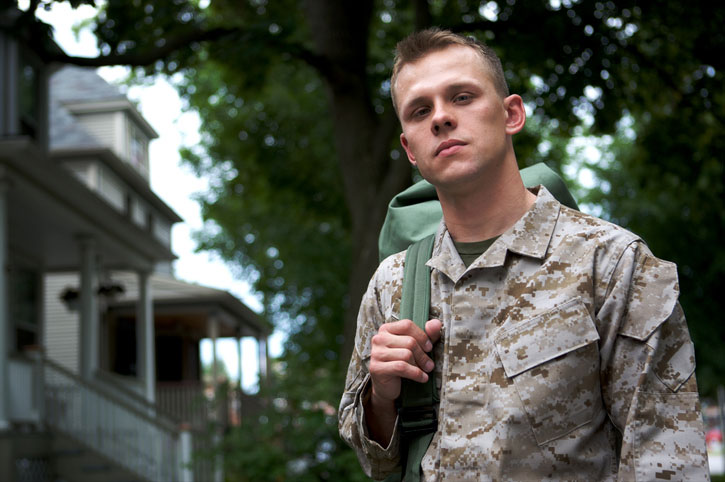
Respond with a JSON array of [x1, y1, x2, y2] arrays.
[[431, 105, 456, 134]]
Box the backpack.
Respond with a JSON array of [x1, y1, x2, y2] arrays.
[[379, 162, 579, 262], [378, 163, 578, 482]]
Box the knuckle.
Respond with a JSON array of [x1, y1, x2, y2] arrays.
[[408, 352, 417, 365]]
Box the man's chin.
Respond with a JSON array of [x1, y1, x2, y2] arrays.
[[427, 172, 484, 196]]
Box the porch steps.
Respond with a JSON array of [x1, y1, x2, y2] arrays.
[[3, 431, 143, 482], [49, 434, 144, 482]]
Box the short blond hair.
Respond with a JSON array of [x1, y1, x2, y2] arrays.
[[390, 28, 509, 115]]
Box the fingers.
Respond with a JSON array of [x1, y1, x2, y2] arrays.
[[370, 357, 430, 385], [371, 322, 433, 380], [376, 346, 434, 374], [386, 318, 442, 347], [368, 318, 443, 402], [381, 319, 434, 352]]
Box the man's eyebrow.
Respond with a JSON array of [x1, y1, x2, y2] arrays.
[[402, 96, 428, 113], [445, 81, 480, 93]]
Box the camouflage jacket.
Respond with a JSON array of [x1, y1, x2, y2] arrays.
[[339, 186, 708, 481]]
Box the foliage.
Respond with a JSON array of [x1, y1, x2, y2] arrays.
[[16, 0, 725, 478], [177, 52, 350, 372], [575, 2, 725, 395], [220, 370, 368, 481]]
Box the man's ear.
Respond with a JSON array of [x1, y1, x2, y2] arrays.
[[400, 133, 417, 166], [503, 94, 526, 135]]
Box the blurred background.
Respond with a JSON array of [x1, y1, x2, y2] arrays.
[[1, 1, 723, 481]]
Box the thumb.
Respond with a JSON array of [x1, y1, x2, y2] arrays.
[[424, 319, 443, 345]]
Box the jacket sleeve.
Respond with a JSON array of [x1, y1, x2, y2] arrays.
[[597, 241, 709, 481], [338, 263, 402, 480]]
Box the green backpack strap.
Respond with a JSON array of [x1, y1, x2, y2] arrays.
[[397, 233, 437, 482]]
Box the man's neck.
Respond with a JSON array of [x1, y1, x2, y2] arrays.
[[437, 161, 537, 243]]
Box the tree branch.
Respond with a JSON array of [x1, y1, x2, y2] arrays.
[[27, 12, 338, 85], [26, 0, 43, 18], [32, 24, 237, 67]]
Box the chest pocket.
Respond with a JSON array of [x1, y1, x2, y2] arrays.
[[494, 298, 602, 445]]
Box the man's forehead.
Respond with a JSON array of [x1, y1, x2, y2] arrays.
[[399, 44, 483, 74]]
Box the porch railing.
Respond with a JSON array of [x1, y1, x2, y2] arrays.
[[156, 381, 216, 430], [43, 357, 192, 482], [156, 382, 264, 429]]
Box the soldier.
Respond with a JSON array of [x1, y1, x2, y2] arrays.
[[339, 28, 709, 481]]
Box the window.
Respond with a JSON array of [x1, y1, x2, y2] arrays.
[[108, 316, 137, 376]]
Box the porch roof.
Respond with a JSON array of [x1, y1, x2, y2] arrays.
[[106, 271, 270, 339]]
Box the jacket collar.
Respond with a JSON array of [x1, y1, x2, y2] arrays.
[[427, 185, 561, 283]]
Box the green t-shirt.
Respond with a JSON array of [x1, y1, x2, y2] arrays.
[[453, 237, 499, 268]]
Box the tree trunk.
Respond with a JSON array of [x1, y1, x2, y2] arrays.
[[303, 0, 413, 365]]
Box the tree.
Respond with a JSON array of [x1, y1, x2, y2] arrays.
[[14, 0, 725, 478]]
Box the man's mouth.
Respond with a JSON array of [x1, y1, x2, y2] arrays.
[[435, 139, 466, 157]]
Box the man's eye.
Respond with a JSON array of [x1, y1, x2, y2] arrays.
[[412, 107, 430, 118], [454, 94, 472, 103]]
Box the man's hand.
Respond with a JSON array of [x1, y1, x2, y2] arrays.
[[364, 319, 442, 446]]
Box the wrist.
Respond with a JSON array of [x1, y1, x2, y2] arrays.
[[369, 386, 396, 412], [364, 385, 398, 446]]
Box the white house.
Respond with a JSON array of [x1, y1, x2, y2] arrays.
[[1, 11, 267, 482]]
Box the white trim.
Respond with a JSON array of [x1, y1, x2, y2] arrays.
[[79, 235, 98, 380], [0, 177, 10, 427], [136, 270, 155, 403]]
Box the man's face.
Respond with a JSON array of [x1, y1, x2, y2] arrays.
[[395, 45, 523, 191]]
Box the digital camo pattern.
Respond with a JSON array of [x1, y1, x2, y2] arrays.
[[338, 186, 708, 481]]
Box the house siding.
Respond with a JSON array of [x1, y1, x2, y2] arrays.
[[131, 196, 149, 229], [152, 215, 171, 247], [74, 111, 116, 151], [98, 164, 125, 212], [43, 273, 80, 374], [64, 160, 96, 189]]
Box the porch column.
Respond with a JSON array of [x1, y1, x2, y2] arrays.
[[236, 334, 244, 425], [207, 317, 219, 395], [207, 317, 223, 482], [258, 335, 268, 387], [78, 236, 99, 381], [136, 270, 155, 403], [0, 178, 10, 429], [237, 335, 243, 392]]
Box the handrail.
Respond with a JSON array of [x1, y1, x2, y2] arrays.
[[43, 357, 178, 432], [94, 367, 187, 428]]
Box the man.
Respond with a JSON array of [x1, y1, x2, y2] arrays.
[[338, 28, 708, 481]]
